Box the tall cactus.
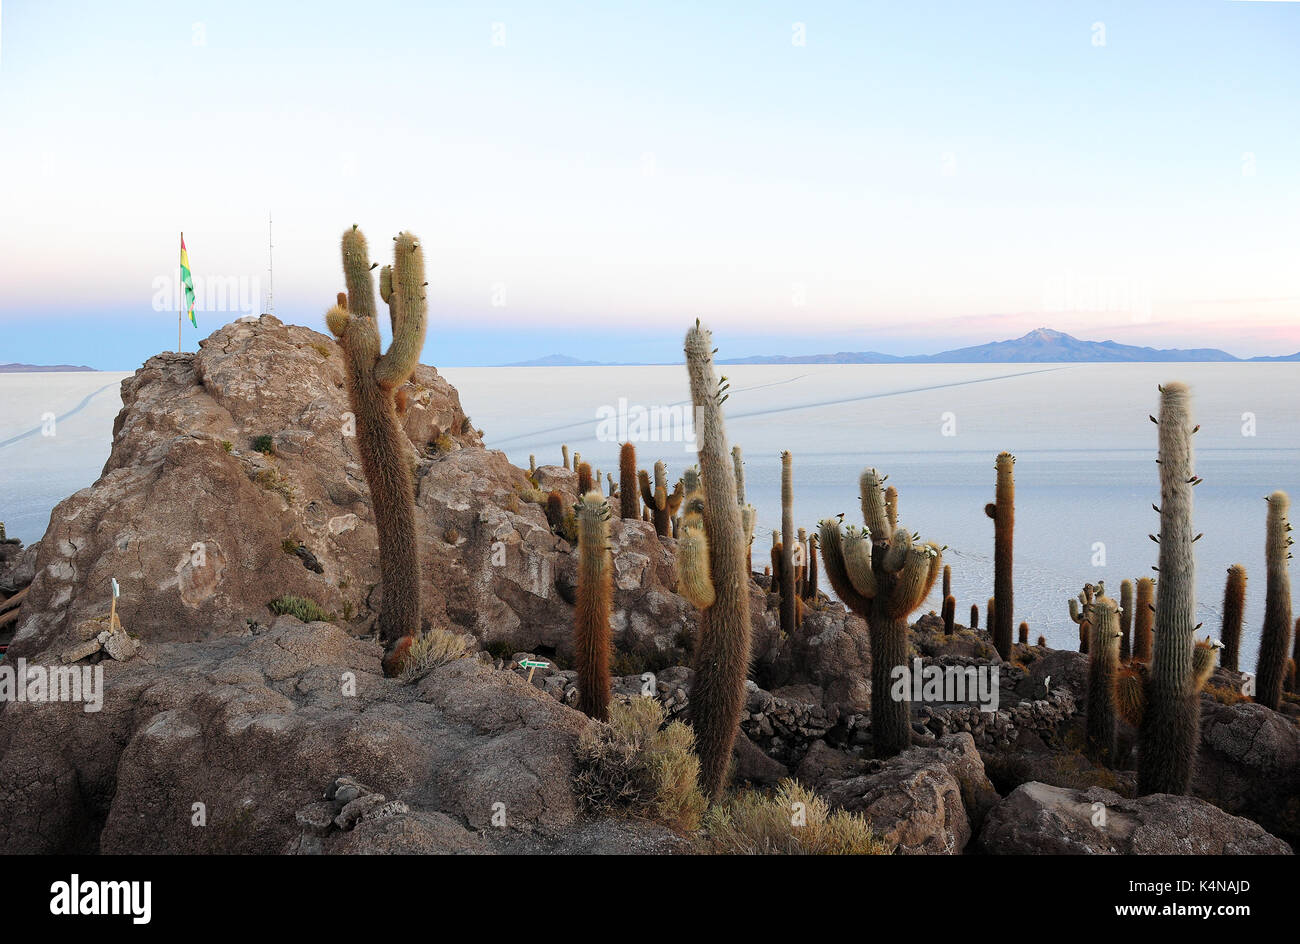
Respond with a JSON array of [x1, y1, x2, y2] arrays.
[[1138, 381, 1200, 797], [802, 533, 819, 600], [619, 442, 640, 520], [730, 446, 757, 573], [326, 226, 427, 656], [779, 451, 796, 636], [985, 452, 1016, 661], [1085, 596, 1122, 766], [1118, 579, 1134, 661], [1220, 564, 1247, 671], [1133, 577, 1155, 663], [1256, 492, 1294, 710], [819, 469, 943, 758], [574, 492, 613, 720], [682, 323, 752, 798]]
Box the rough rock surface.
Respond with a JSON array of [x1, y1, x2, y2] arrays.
[[1194, 699, 1300, 846], [822, 733, 998, 854], [0, 615, 595, 852], [979, 781, 1293, 855]]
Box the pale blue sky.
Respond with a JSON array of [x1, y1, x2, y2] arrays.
[[0, 0, 1297, 366]]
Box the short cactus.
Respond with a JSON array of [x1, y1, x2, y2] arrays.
[[574, 492, 613, 721], [325, 226, 428, 654], [819, 468, 943, 759], [970, 604, 979, 630], [984, 451, 1016, 660], [1018, 621, 1029, 646], [942, 595, 956, 635], [576, 462, 593, 496], [1220, 564, 1247, 671], [1085, 596, 1122, 766], [779, 451, 796, 637], [619, 442, 640, 520], [1256, 492, 1294, 710]]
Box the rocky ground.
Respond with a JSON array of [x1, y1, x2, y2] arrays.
[[0, 315, 1296, 854]]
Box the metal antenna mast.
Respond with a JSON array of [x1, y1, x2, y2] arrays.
[[266, 212, 275, 316]]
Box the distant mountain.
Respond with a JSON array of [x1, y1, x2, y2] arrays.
[[717, 329, 1265, 365], [494, 329, 1300, 367], [0, 362, 97, 372]]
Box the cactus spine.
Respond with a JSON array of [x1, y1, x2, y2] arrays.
[[819, 468, 943, 758], [574, 492, 613, 721], [1256, 492, 1293, 710], [1085, 596, 1121, 766], [1119, 579, 1133, 661], [1220, 564, 1247, 671], [1133, 577, 1155, 663], [326, 226, 427, 655], [779, 451, 796, 637], [683, 323, 752, 798], [985, 452, 1016, 661], [619, 442, 640, 520], [1138, 382, 1200, 797]]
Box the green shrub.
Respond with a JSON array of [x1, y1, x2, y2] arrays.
[[697, 780, 890, 855], [267, 594, 331, 623], [251, 434, 276, 455], [575, 698, 707, 832], [220, 440, 233, 453]]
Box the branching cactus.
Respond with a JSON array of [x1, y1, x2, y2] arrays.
[[1256, 492, 1294, 710], [639, 461, 682, 537], [1138, 381, 1201, 797], [985, 452, 1016, 660], [617, 442, 639, 520], [574, 492, 613, 721], [1220, 564, 1247, 671], [683, 323, 752, 799], [1085, 596, 1122, 766], [779, 451, 796, 636], [326, 226, 427, 656], [819, 468, 943, 758]]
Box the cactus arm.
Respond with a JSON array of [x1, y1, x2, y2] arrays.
[[374, 232, 428, 389], [860, 469, 892, 541], [638, 470, 656, 509], [731, 446, 746, 505], [882, 527, 912, 574], [341, 226, 378, 324], [841, 527, 878, 599], [889, 544, 941, 617], [818, 519, 872, 614], [676, 513, 716, 608], [884, 485, 899, 532]]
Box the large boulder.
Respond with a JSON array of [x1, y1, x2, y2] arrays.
[[0, 615, 593, 853], [979, 782, 1292, 855], [1194, 699, 1300, 846], [822, 733, 998, 854]]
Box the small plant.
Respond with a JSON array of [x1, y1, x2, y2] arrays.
[[267, 594, 331, 623], [442, 527, 460, 544], [220, 440, 233, 453], [430, 433, 454, 455], [254, 467, 296, 503], [310, 341, 333, 359], [485, 640, 514, 662], [698, 780, 890, 855], [394, 628, 468, 681], [251, 434, 276, 455], [342, 600, 355, 621], [574, 698, 707, 832]]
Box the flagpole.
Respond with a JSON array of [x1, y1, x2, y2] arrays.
[[178, 231, 183, 353]]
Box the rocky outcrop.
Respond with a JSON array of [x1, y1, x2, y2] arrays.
[[0, 615, 593, 853], [822, 733, 999, 854], [979, 782, 1292, 855]]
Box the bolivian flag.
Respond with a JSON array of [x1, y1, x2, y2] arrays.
[[180, 233, 197, 327]]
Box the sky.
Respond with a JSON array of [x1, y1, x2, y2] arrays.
[[0, 0, 1298, 368]]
